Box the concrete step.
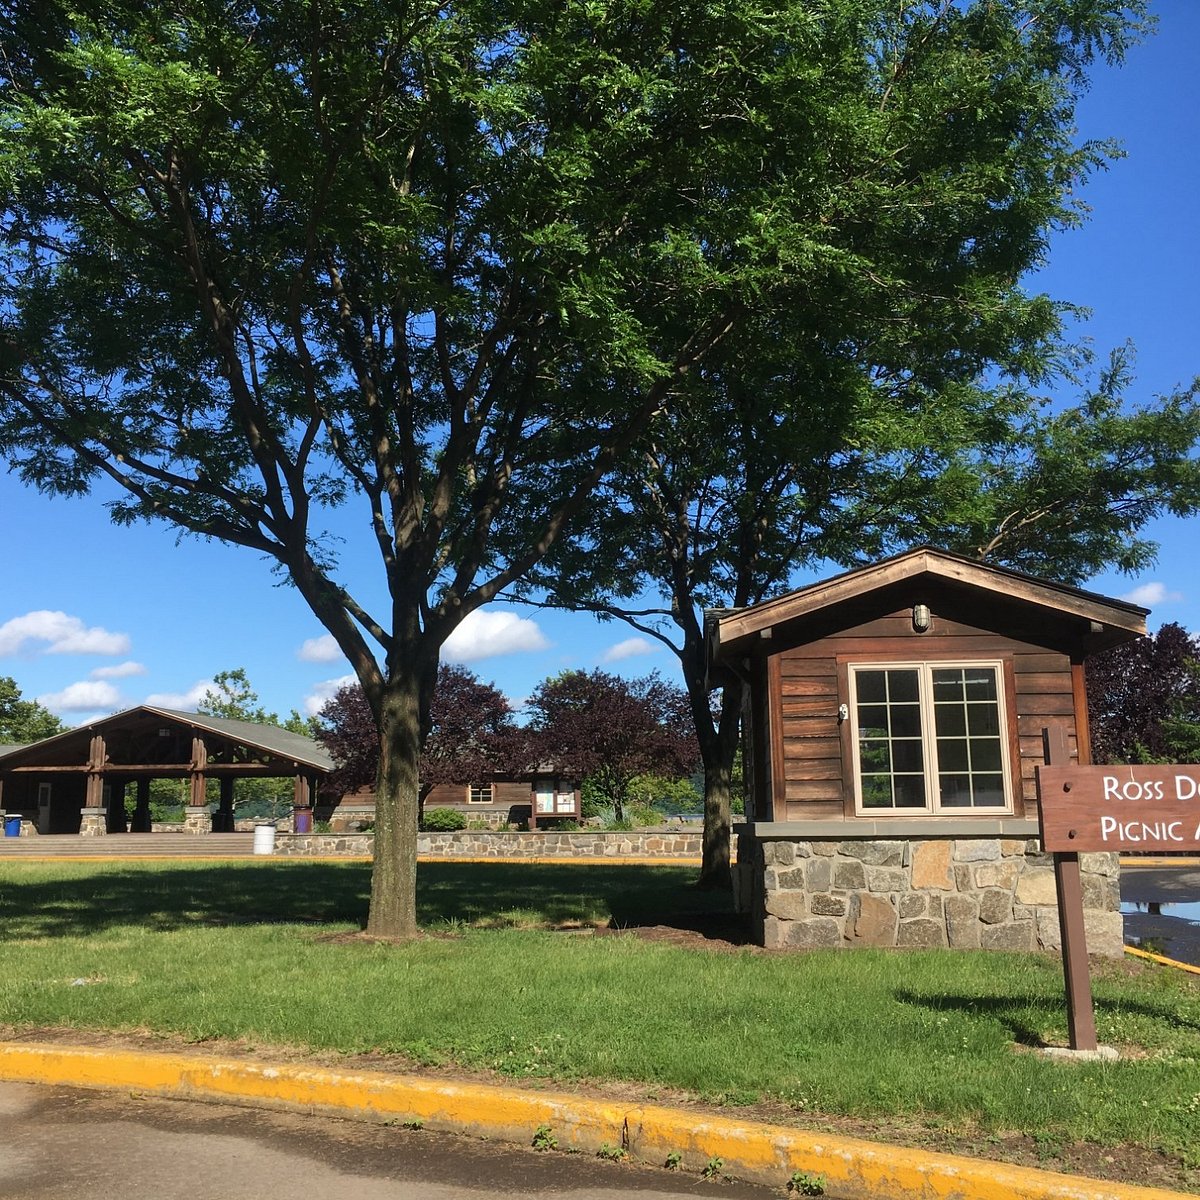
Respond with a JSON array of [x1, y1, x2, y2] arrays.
[[0, 833, 258, 857]]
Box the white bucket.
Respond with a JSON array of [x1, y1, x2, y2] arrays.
[[253, 823, 276, 855]]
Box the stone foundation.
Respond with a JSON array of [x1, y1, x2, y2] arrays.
[[740, 833, 1122, 957], [274, 830, 704, 858]]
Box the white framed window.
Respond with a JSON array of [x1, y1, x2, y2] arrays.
[[849, 661, 1012, 815], [467, 783, 493, 805]]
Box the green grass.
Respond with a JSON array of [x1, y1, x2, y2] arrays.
[[1, 861, 1198, 1164]]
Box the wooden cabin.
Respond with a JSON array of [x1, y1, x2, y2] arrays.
[[331, 772, 582, 831], [707, 547, 1147, 954]]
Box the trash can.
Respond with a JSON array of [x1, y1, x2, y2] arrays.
[[253, 823, 276, 855], [293, 808, 313, 835], [3, 814, 21, 838]]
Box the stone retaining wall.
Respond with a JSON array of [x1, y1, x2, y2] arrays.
[[741, 835, 1122, 956], [274, 830, 703, 858]]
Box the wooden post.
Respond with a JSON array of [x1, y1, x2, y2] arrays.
[[84, 734, 106, 808], [216, 777, 235, 832], [189, 737, 208, 807], [108, 781, 128, 833], [1042, 725, 1098, 1052], [133, 778, 152, 833]]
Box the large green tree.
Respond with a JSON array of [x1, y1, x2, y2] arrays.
[[0, 0, 839, 935], [0, 0, 1162, 925], [0, 676, 67, 743]]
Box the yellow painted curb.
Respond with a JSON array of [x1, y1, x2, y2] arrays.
[[1120, 857, 1200, 868], [1124, 945, 1200, 976], [0, 1042, 1188, 1200]]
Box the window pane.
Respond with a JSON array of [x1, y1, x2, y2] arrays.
[[858, 704, 889, 736], [938, 774, 973, 806], [931, 670, 964, 701], [891, 738, 924, 773], [973, 775, 1006, 806], [858, 739, 891, 772], [937, 738, 969, 772], [933, 703, 966, 737], [967, 705, 999, 737], [964, 670, 998, 701], [887, 669, 920, 703], [889, 704, 922, 738], [969, 739, 1002, 772], [893, 776, 927, 808], [856, 671, 888, 704], [861, 776, 893, 808]]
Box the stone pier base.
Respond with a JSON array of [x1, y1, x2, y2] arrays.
[[739, 833, 1122, 957], [182, 807, 211, 835], [78, 810, 107, 837]]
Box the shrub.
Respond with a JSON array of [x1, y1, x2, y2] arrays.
[[628, 803, 661, 827], [421, 807, 467, 832]]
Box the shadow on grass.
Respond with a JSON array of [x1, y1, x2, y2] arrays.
[[0, 861, 729, 939], [894, 988, 1200, 1045]]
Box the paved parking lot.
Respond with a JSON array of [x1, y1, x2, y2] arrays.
[[0, 1082, 785, 1200]]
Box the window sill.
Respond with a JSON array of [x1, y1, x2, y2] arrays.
[[735, 818, 1040, 840]]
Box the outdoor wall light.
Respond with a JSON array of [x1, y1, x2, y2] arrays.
[[912, 603, 931, 632]]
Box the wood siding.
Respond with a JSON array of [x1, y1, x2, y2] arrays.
[[424, 780, 531, 809], [767, 610, 1079, 823]]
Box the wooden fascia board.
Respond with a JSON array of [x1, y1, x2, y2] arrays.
[[715, 552, 932, 647], [713, 552, 1146, 656]]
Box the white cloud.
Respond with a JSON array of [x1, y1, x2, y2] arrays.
[[297, 634, 344, 663], [0, 610, 131, 657], [602, 636, 659, 663], [1120, 581, 1183, 607], [37, 680, 122, 713], [143, 680, 215, 712], [90, 660, 147, 680], [442, 610, 550, 663], [304, 673, 357, 717]]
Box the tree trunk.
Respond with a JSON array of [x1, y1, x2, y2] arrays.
[[365, 673, 425, 939], [696, 680, 743, 891]]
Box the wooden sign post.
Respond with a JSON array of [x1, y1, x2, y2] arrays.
[[1036, 741, 1200, 1052], [1038, 727, 1096, 1051]]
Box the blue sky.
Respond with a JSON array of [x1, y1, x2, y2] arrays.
[[2, 4, 1198, 727]]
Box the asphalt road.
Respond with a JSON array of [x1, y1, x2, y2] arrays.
[[1120, 864, 1200, 966], [0, 1082, 788, 1200]]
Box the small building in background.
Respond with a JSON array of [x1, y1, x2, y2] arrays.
[[707, 547, 1146, 955]]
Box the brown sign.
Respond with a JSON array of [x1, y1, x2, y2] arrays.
[[1037, 764, 1200, 853]]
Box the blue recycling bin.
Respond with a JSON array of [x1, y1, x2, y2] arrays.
[[4, 815, 21, 837]]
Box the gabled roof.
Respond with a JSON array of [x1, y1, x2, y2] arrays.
[[711, 546, 1147, 659], [151, 708, 335, 771], [0, 706, 334, 772]]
